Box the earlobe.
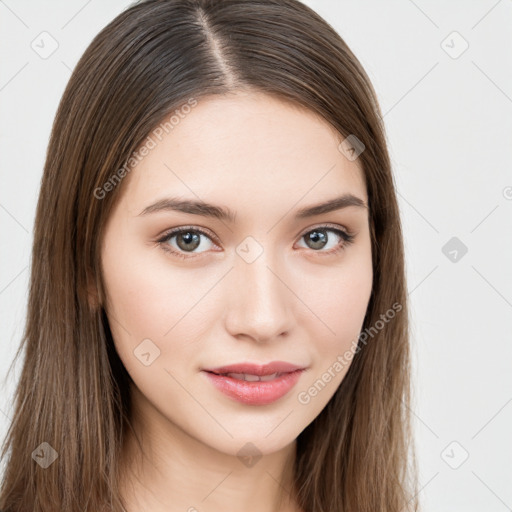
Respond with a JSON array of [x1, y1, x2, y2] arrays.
[[86, 280, 101, 310]]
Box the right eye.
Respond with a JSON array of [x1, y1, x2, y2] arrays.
[[157, 226, 219, 259]]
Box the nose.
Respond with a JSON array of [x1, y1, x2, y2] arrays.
[[224, 251, 295, 344]]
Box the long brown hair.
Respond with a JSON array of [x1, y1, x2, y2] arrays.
[[0, 1, 418, 510]]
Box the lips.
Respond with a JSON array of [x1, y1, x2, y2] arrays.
[[201, 361, 307, 405]]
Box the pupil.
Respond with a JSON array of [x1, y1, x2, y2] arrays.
[[308, 230, 327, 249], [178, 231, 200, 251]]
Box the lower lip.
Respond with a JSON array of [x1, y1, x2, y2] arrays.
[[203, 369, 304, 405]]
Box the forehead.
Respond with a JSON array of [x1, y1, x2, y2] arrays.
[[117, 91, 367, 217]]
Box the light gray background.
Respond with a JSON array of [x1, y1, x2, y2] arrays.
[[1, 1, 511, 510]]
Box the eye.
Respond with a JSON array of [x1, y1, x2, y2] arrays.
[[296, 225, 355, 256], [157, 226, 218, 259]]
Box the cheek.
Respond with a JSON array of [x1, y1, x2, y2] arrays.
[[299, 246, 373, 351], [101, 241, 218, 373], [102, 249, 175, 339], [328, 269, 372, 340], [294, 255, 372, 412]]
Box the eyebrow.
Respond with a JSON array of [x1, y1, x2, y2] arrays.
[[138, 193, 368, 222]]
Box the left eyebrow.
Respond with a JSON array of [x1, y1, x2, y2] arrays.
[[137, 193, 368, 222], [295, 194, 368, 218]]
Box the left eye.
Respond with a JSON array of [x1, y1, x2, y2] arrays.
[[296, 227, 353, 252]]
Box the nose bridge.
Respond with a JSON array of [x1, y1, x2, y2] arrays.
[[224, 245, 294, 342]]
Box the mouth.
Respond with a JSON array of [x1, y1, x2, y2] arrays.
[[206, 371, 290, 382], [201, 361, 307, 405], [202, 360, 305, 377]]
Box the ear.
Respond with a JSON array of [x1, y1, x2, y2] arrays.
[[86, 278, 102, 310]]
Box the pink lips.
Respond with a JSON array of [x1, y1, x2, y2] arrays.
[[202, 361, 306, 405]]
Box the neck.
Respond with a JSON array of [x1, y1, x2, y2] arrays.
[[117, 384, 301, 512]]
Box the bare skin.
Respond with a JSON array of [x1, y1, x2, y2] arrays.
[[99, 90, 373, 512]]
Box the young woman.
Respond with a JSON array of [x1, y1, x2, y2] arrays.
[[0, 1, 418, 510]]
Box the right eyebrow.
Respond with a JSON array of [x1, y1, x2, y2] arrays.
[[138, 197, 237, 222]]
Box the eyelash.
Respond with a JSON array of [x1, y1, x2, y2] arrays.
[[156, 224, 355, 260]]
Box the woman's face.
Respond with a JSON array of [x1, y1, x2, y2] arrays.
[[100, 91, 373, 457]]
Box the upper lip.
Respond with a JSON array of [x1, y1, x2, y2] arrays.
[[203, 361, 305, 376]]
